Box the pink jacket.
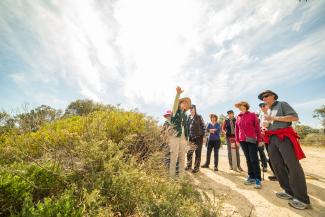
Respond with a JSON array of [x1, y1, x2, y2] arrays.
[[235, 111, 261, 144]]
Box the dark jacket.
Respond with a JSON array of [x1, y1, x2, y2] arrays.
[[188, 114, 205, 139], [222, 118, 236, 137]]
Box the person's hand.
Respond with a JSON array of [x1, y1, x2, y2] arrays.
[[209, 129, 216, 133], [258, 142, 264, 147], [264, 115, 274, 122], [176, 86, 184, 94]]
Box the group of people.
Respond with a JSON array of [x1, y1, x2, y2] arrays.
[[162, 87, 311, 210]]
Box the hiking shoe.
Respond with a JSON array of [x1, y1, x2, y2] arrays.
[[238, 167, 244, 172], [201, 164, 209, 168], [254, 179, 262, 189], [191, 168, 199, 174], [244, 177, 255, 185], [268, 175, 277, 181], [214, 167, 218, 171], [185, 166, 192, 171], [276, 192, 293, 200], [229, 167, 233, 170], [288, 199, 311, 210]]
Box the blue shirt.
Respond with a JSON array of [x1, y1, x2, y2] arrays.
[[207, 122, 221, 140]]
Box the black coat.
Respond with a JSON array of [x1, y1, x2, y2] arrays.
[[187, 114, 205, 139]]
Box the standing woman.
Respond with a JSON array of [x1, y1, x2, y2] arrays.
[[169, 86, 191, 177], [235, 101, 263, 189], [202, 114, 221, 171]]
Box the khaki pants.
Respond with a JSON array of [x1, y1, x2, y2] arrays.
[[169, 135, 187, 177]]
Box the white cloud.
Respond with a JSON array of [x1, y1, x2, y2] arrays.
[[0, 0, 324, 119]]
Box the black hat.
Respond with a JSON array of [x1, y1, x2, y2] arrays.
[[259, 103, 266, 108], [227, 110, 234, 114], [258, 90, 278, 101]]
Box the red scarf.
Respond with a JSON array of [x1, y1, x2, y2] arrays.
[[264, 127, 306, 160]]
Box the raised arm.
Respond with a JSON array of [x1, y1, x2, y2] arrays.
[[172, 86, 183, 116]]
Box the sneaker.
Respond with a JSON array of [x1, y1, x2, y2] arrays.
[[214, 167, 218, 171], [268, 175, 277, 181], [276, 192, 293, 200], [255, 179, 262, 189], [244, 177, 255, 185], [201, 164, 209, 168], [288, 199, 311, 210]]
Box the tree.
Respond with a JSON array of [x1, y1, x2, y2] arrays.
[[218, 114, 227, 125], [16, 105, 61, 132], [0, 111, 15, 133], [65, 99, 111, 116], [313, 105, 325, 133]]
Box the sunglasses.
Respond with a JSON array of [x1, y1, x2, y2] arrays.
[[262, 94, 272, 98]]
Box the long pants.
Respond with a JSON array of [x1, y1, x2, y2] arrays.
[[205, 139, 221, 168], [226, 137, 241, 168], [240, 141, 261, 180], [265, 143, 276, 175], [269, 136, 310, 204], [187, 136, 203, 170], [169, 135, 187, 177], [258, 146, 268, 168]]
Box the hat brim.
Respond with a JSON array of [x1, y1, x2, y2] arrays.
[[258, 91, 278, 101], [179, 97, 191, 111], [234, 103, 243, 108]]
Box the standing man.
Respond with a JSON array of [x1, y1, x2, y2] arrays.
[[222, 110, 242, 171], [186, 105, 205, 173], [259, 90, 310, 210], [169, 86, 191, 177]]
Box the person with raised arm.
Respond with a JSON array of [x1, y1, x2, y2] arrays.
[[169, 86, 191, 177]]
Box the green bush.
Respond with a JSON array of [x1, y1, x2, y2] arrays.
[[0, 108, 220, 216], [16, 189, 83, 217]]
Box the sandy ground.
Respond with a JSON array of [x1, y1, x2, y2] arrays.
[[188, 145, 325, 217]]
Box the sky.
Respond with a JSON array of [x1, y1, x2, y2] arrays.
[[0, 0, 325, 127]]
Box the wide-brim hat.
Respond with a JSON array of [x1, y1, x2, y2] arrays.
[[235, 101, 250, 109], [258, 90, 278, 101], [179, 97, 191, 111]]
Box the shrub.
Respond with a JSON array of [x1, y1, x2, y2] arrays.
[[16, 188, 83, 217], [301, 133, 325, 146], [0, 109, 220, 216]]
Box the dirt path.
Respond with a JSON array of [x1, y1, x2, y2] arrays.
[[189, 145, 325, 217]]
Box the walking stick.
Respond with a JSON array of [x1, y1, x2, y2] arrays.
[[230, 137, 238, 172]]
